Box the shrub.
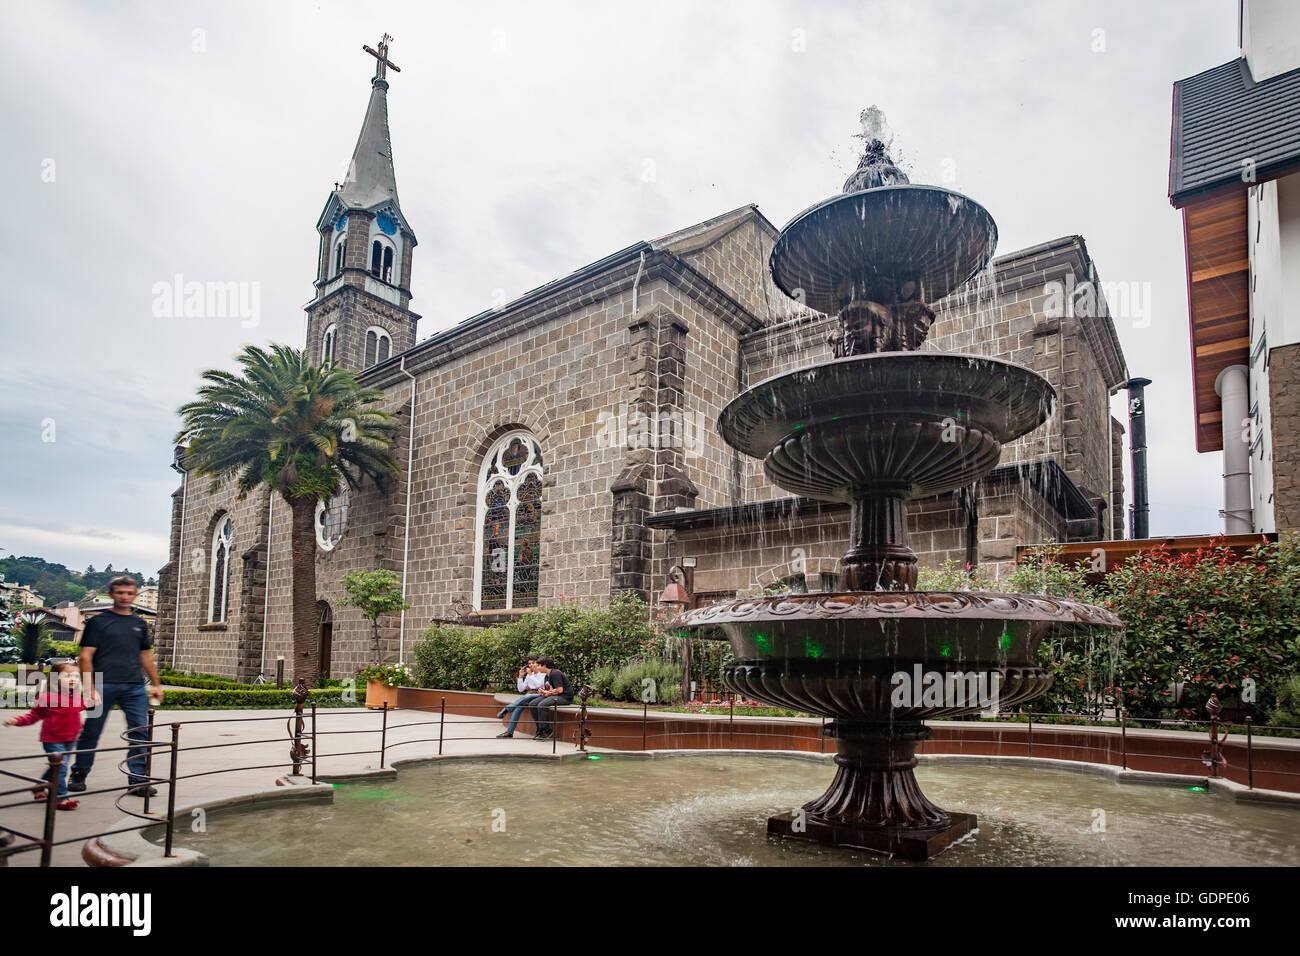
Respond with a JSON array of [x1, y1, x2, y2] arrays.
[[1270, 674, 1300, 728], [410, 624, 528, 691], [153, 687, 364, 708], [587, 662, 619, 699], [609, 658, 682, 704], [1041, 536, 1300, 720], [495, 592, 659, 687]]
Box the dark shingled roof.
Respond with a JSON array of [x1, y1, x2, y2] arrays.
[[1170, 58, 1300, 206]]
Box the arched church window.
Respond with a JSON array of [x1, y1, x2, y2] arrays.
[[208, 514, 233, 623], [474, 431, 544, 610], [321, 324, 338, 367], [364, 327, 392, 367], [382, 245, 394, 283], [332, 238, 346, 277], [315, 486, 350, 551], [370, 240, 382, 277]]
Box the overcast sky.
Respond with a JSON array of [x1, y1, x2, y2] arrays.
[[0, 0, 1240, 575]]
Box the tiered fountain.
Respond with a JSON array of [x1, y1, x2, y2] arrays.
[[679, 115, 1122, 860]]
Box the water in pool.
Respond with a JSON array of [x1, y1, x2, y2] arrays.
[[165, 755, 1300, 866]]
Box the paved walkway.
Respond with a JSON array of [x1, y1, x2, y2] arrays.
[[0, 706, 576, 867]]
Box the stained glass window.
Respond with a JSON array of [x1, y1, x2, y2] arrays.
[[209, 515, 232, 623], [475, 431, 544, 610]]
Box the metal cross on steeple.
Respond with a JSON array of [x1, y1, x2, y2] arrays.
[[362, 33, 401, 81]]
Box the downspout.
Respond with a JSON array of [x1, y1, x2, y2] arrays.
[[631, 249, 646, 315], [168, 449, 188, 671], [398, 355, 417, 664], [1215, 364, 1253, 533], [260, 492, 273, 678]]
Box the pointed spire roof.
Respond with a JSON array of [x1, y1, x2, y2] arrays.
[[338, 36, 402, 211]]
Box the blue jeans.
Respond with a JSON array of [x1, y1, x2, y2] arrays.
[[505, 694, 542, 734], [72, 682, 151, 784], [42, 741, 76, 797]]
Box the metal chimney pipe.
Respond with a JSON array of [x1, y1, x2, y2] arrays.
[[1123, 378, 1152, 539], [1215, 365, 1253, 534]]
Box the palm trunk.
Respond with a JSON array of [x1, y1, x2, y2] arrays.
[[289, 495, 319, 687]]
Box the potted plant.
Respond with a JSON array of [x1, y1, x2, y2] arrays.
[[356, 662, 413, 710]]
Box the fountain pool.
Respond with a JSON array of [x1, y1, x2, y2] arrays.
[[160, 755, 1300, 867]]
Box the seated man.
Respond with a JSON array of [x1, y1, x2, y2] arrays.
[[497, 656, 545, 739], [528, 657, 573, 740]]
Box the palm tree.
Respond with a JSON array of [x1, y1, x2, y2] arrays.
[[175, 344, 399, 686]]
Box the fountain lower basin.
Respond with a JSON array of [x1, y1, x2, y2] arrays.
[[680, 591, 1121, 857]]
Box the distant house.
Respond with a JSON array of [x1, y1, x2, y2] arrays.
[[0, 581, 45, 609], [45, 595, 157, 642]]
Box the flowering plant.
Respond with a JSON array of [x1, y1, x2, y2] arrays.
[[355, 663, 414, 688]]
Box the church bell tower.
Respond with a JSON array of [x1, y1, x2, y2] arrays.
[[306, 34, 419, 372]]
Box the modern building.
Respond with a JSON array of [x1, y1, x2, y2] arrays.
[[1170, 0, 1300, 532]]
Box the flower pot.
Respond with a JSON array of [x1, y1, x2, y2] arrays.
[[365, 680, 400, 710]]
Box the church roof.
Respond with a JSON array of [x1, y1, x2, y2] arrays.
[[338, 76, 401, 212]]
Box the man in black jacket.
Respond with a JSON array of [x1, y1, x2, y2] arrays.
[[528, 657, 572, 740]]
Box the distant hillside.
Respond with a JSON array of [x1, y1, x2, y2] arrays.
[[0, 555, 156, 607]]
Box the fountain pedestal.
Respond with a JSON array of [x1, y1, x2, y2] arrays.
[[767, 721, 977, 860]]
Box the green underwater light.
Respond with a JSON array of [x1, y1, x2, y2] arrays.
[[1187, 786, 1207, 792], [586, 755, 603, 760]]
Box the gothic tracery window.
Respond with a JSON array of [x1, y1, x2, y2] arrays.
[[208, 514, 233, 623], [474, 432, 543, 610]]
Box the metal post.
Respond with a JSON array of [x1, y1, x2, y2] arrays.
[[820, 716, 826, 753], [310, 701, 318, 785], [163, 723, 180, 858], [552, 703, 558, 755], [728, 693, 734, 748], [438, 697, 445, 755], [1120, 708, 1127, 770], [642, 701, 648, 751], [143, 708, 156, 815], [380, 700, 389, 769], [275, 656, 284, 689], [1245, 717, 1254, 790], [1027, 713, 1033, 758], [40, 752, 60, 867]]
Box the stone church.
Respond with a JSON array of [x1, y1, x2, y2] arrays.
[[156, 45, 1130, 682]]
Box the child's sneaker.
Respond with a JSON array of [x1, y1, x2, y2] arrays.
[[55, 799, 79, 811], [33, 790, 48, 801]]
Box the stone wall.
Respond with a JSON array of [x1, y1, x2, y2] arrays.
[[1269, 342, 1300, 531]]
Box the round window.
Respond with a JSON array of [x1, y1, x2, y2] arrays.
[[315, 487, 350, 551]]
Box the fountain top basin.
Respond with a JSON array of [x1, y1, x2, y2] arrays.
[[770, 184, 997, 314]]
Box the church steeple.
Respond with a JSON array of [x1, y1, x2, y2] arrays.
[[307, 34, 419, 372], [338, 35, 402, 210]]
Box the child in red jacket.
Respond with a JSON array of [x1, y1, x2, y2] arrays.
[[4, 661, 86, 810]]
